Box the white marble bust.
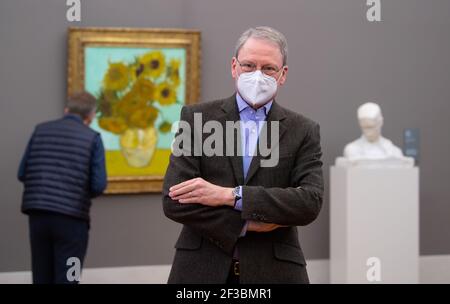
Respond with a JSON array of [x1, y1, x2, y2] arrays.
[[336, 102, 414, 167]]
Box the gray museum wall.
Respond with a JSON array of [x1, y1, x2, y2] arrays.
[[1, 0, 449, 272]]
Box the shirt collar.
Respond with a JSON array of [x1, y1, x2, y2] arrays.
[[236, 93, 273, 115]]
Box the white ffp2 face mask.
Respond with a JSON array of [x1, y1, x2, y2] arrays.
[[237, 70, 279, 107]]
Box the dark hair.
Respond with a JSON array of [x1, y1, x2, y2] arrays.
[[66, 91, 97, 119]]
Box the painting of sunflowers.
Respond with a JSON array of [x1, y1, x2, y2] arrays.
[[68, 27, 201, 193]]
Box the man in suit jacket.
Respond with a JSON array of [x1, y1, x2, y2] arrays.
[[163, 26, 323, 284]]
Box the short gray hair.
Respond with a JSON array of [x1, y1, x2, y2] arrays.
[[235, 26, 288, 65], [66, 91, 97, 119]]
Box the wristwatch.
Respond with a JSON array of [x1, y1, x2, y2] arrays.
[[232, 186, 241, 207]]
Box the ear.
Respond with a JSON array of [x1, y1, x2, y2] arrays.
[[84, 111, 95, 126], [231, 57, 238, 80], [278, 66, 288, 86], [84, 116, 94, 126]]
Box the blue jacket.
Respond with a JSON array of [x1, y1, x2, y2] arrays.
[[18, 114, 107, 221]]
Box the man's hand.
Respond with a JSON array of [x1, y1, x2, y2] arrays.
[[247, 220, 286, 233], [169, 177, 235, 207]]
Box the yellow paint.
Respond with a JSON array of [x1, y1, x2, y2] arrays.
[[106, 149, 171, 176]]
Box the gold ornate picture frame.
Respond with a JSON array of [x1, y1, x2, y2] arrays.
[[67, 27, 201, 194]]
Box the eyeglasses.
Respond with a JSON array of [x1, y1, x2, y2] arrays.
[[235, 58, 283, 77]]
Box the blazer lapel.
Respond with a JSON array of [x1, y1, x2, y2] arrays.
[[219, 94, 245, 186]]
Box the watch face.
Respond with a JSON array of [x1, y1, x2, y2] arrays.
[[233, 187, 241, 199]]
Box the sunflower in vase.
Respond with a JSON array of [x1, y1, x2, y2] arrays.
[[97, 51, 181, 168]]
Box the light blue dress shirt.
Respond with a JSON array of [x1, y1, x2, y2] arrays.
[[234, 94, 273, 236]]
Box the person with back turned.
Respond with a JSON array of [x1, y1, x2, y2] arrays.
[[18, 91, 107, 284]]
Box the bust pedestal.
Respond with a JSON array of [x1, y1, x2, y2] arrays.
[[330, 165, 419, 283]]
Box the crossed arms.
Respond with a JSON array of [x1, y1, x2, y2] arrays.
[[162, 106, 324, 255]]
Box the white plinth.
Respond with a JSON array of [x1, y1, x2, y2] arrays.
[[330, 166, 419, 284]]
